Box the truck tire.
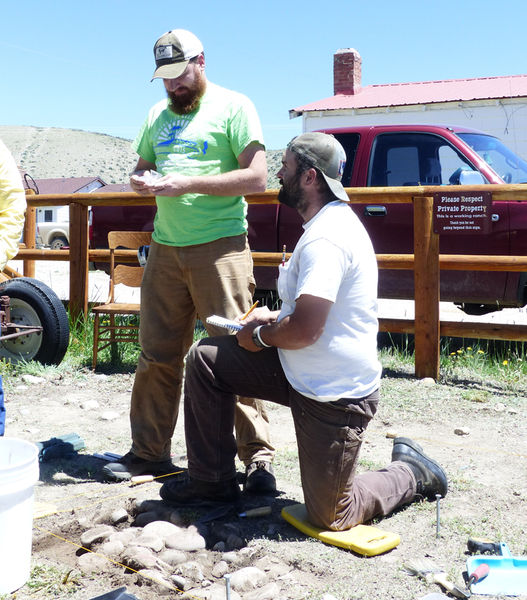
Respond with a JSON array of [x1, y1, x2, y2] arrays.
[[456, 302, 502, 316], [0, 278, 70, 365], [50, 236, 68, 250]]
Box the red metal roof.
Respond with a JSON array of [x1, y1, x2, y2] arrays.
[[98, 183, 132, 193], [291, 74, 527, 116]]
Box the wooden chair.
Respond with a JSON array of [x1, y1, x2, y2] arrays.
[[92, 231, 152, 369]]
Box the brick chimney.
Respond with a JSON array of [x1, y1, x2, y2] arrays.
[[334, 48, 362, 95]]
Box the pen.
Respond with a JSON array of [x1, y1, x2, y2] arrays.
[[281, 244, 287, 266], [241, 300, 259, 320]]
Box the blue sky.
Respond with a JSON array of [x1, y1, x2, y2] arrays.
[[2, 0, 526, 150]]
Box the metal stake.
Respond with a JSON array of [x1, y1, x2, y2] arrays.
[[224, 573, 231, 600], [435, 494, 441, 538]]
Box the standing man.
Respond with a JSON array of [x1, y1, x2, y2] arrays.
[[159, 133, 447, 531], [103, 29, 275, 493]]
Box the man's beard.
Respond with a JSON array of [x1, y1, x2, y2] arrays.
[[167, 74, 206, 115], [278, 173, 307, 211]]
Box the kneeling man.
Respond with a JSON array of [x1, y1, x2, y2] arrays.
[[160, 132, 447, 530]]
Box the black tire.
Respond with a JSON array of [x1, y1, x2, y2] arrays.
[[0, 277, 70, 365], [455, 302, 502, 316], [50, 236, 68, 250]]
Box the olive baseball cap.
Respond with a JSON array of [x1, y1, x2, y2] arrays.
[[151, 29, 203, 80], [288, 132, 348, 202]]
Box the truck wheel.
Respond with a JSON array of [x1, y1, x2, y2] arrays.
[[50, 236, 68, 250], [455, 302, 502, 316], [0, 278, 70, 365]]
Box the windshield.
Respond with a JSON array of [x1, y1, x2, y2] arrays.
[[457, 133, 527, 184]]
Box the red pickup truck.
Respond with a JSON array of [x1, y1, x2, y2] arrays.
[[91, 124, 527, 315]]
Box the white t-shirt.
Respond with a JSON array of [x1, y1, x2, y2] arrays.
[[277, 201, 381, 401]]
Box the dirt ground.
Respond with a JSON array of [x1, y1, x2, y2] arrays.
[[2, 363, 527, 600]]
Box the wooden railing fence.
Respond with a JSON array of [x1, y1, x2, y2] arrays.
[[16, 184, 527, 380]]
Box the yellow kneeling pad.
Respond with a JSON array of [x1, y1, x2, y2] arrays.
[[281, 503, 400, 556]]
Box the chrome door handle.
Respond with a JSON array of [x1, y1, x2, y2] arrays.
[[364, 205, 387, 217]]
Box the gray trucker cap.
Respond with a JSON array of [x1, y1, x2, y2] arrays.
[[287, 132, 348, 202]]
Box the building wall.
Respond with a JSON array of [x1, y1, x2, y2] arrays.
[[36, 206, 69, 224], [302, 98, 527, 160]]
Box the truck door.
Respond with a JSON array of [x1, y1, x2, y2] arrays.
[[359, 131, 509, 304]]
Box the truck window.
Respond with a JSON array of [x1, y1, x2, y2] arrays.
[[458, 132, 527, 183], [333, 133, 360, 186], [386, 146, 419, 186], [437, 145, 479, 184], [368, 132, 478, 186]]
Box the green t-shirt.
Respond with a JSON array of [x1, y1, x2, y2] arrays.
[[133, 82, 265, 246]]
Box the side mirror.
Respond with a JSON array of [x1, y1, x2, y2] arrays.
[[458, 170, 485, 185]]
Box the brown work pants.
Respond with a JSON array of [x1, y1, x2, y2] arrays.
[[183, 335, 417, 530], [130, 236, 274, 464]]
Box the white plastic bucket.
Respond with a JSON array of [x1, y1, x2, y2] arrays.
[[0, 437, 39, 594]]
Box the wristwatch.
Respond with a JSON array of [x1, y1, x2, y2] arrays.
[[252, 325, 272, 348]]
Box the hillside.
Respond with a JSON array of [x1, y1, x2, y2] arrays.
[[0, 125, 282, 188]]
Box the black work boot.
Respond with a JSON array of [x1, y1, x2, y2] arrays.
[[391, 437, 448, 500], [244, 461, 277, 494]]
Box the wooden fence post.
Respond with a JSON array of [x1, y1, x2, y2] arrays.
[[68, 203, 89, 320], [22, 205, 36, 278], [413, 196, 440, 379]]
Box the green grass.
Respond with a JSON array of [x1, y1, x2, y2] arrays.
[[68, 312, 141, 371], [1, 564, 82, 598], [63, 313, 209, 373], [0, 311, 209, 381], [380, 333, 527, 390], [5, 311, 527, 399]]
